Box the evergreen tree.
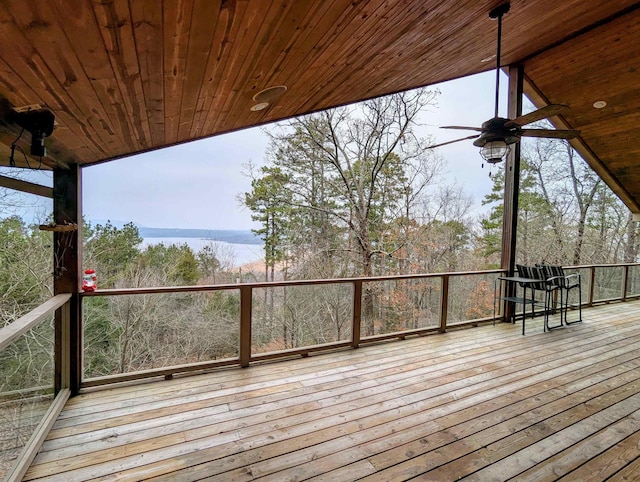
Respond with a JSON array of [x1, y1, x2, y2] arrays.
[[244, 166, 291, 281]]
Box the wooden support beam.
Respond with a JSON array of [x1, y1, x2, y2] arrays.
[[0, 174, 53, 198], [500, 64, 524, 321], [523, 75, 640, 214], [53, 166, 82, 395]]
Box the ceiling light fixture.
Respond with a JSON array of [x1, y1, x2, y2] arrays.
[[593, 100, 607, 109], [479, 140, 510, 165]]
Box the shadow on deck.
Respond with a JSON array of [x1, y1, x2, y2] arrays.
[[24, 301, 640, 481]]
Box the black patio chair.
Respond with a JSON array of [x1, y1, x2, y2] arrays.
[[537, 264, 582, 330], [515, 264, 546, 320]]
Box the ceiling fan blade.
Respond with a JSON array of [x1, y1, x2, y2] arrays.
[[506, 104, 569, 127], [428, 135, 480, 149], [441, 125, 483, 131], [520, 129, 580, 139]]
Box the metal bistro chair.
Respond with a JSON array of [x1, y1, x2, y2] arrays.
[[515, 264, 546, 321], [537, 263, 583, 331]]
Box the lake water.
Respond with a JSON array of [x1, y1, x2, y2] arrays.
[[139, 237, 264, 267]]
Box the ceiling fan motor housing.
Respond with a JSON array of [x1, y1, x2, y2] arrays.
[[472, 117, 520, 147]]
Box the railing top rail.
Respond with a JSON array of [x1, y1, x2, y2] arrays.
[[81, 269, 507, 297], [0, 293, 72, 351], [569, 263, 640, 269]]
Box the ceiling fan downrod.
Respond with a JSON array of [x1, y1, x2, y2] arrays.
[[489, 3, 510, 118]]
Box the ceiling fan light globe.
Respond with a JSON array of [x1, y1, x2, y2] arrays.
[[480, 140, 509, 163]]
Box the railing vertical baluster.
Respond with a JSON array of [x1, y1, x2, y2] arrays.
[[589, 266, 596, 306], [351, 280, 362, 348], [623, 265, 630, 301], [439, 275, 449, 333], [239, 286, 252, 367]]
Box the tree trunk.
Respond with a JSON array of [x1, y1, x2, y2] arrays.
[[361, 247, 376, 336], [624, 212, 638, 263], [573, 220, 585, 265]]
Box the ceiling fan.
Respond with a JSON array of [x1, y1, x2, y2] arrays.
[[431, 2, 580, 164]]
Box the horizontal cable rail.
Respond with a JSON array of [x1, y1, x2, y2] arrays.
[[571, 263, 640, 268], [0, 293, 71, 352]]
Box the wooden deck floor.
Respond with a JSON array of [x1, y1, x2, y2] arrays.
[[24, 302, 640, 481]]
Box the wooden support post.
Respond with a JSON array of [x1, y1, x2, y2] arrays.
[[500, 64, 523, 321], [53, 166, 82, 395], [239, 286, 252, 367], [623, 265, 629, 301], [439, 275, 449, 333], [589, 266, 596, 306], [351, 280, 362, 348]]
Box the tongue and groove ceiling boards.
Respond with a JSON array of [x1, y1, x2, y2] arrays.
[[0, 1, 638, 211]]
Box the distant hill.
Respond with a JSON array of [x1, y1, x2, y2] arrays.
[[137, 227, 261, 245]]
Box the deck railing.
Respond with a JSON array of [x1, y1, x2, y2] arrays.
[[0, 293, 71, 481], [80, 269, 505, 387], [2, 264, 640, 396], [77, 262, 640, 388]]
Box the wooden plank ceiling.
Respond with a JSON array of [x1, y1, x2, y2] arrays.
[[0, 1, 639, 210]]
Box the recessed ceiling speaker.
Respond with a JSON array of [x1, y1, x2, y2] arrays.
[[252, 85, 288, 103]]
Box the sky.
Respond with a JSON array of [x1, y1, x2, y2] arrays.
[[2, 71, 512, 231]]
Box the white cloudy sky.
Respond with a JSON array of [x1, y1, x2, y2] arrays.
[[3, 71, 515, 230]]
